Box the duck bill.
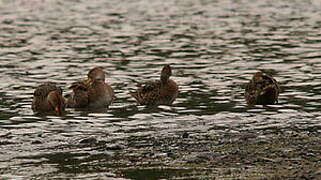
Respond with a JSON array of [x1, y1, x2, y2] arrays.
[[84, 77, 92, 85]]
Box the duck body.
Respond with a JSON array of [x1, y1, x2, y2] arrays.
[[130, 65, 178, 106], [32, 83, 65, 115], [67, 67, 115, 109], [245, 72, 280, 105], [87, 80, 115, 108]]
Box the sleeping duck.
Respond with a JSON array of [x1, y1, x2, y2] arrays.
[[245, 72, 280, 105], [32, 83, 65, 115]]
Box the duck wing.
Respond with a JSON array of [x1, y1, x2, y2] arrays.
[[130, 80, 161, 105]]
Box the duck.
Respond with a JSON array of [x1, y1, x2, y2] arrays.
[[32, 83, 65, 115], [130, 64, 178, 106], [245, 71, 280, 105], [66, 81, 89, 108], [67, 67, 115, 109]]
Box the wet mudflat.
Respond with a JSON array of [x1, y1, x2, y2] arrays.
[[0, 0, 321, 179], [120, 128, 320, 179]]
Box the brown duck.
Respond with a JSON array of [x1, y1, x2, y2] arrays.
[[245, 72, 280, 105], [66, 81, 89, 108], [130, 65, 178, 106], [32, 83, 65, 115], [67, 67, 115, 109]]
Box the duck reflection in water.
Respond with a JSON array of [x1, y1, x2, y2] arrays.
[[130, 64, 178, 106], [245, 72, 280, 106]]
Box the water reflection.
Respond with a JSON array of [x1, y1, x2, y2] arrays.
[[1, 0, 321, 179]]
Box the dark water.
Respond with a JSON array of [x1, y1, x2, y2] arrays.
[[0, 0, 321, 179]]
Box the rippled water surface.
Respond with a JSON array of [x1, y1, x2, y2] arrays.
[[1, 0, 321, 179]]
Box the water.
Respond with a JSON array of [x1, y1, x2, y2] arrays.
[[0, 0, 321, 179]]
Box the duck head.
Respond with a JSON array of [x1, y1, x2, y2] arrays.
[[252, 72, 264, 82], [160, 65, 172, 83], [85, 67, 106, 85]]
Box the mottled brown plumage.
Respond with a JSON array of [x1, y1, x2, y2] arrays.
[[32, 83, 65, 115], [130, 65, 178, 106], [67, 67, 115, 109], [245, 72, 280, 105], [66, 81, 89, 108]]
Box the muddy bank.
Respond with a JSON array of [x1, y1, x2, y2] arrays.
[[0, 123, 320, 179], [115, 127, 321, 179]]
